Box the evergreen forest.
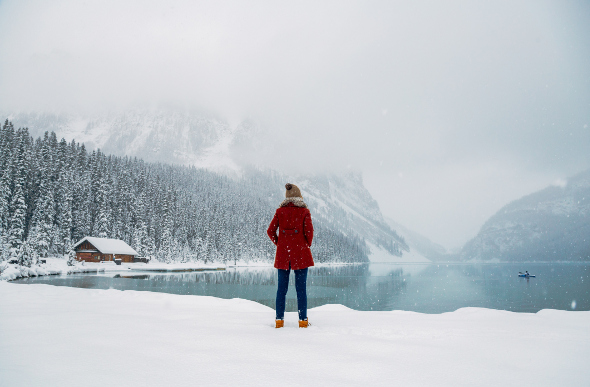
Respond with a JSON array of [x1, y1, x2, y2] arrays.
[[0, 120, 369, 265]]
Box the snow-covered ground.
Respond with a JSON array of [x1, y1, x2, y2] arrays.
[[0, 257, 106, 281], [0, 282, 588, 387], [0, 257, 227, 281]]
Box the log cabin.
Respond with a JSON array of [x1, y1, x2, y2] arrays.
[[73, 237, 139, 263]]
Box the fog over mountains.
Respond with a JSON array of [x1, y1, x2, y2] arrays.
[[4, 109, 412, 262], [7, 110, 242, 174], [5, 109, 589, 263]]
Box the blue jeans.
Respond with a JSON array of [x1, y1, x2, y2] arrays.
[[275, 267, 308, 321]]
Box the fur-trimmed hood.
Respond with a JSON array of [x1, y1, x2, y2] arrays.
[[279, 197, 308, 209]]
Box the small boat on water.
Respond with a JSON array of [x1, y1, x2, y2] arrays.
[[518, 272, 536, 278]]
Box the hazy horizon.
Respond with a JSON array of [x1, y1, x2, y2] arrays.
[[1, 0, 589, 249]]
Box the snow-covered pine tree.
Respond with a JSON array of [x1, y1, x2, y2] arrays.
[[30, 184, 55, 258], [67, 247, 78, 266], [94, 162, 111, 239], [54, 138, 72, 254], [30, 134, 58, 257], [117, 163, 135, 242], [17, 239, 37, 268], [72, 159, 92, 242], [0, 169, 9, 234], [0, 120, 14, 174], [0, 228, 9, 262], [159, 188, 175, 263], [8, 162, 27, 257], [0, 123, 13, 236], [57, 169, 74, 255], [146, 209, 157, 260], [0, 123, 14, 263], [132, 191, 149, 256]]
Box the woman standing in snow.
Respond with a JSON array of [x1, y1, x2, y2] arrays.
[[267, 183, 314, 328]]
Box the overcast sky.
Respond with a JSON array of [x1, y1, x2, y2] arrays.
[[1, 0, 589, 248]]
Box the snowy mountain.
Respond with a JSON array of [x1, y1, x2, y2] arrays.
[[386, 218, 449, 262], [4, 109, 412, 261], [296, 173, 409, 261], [461, 169, 590, 262], [6, 109, 241, 174]]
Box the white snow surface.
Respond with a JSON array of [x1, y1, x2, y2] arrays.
[[1, 282, 588, 387], [0, 258, 106, 281], [73, 237, 139, 256], [0, 257, 227, 281]]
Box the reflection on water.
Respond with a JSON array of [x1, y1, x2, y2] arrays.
[[13, 263, 590, 313]]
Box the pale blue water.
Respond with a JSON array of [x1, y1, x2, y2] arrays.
[[13, 263, 590, 313]]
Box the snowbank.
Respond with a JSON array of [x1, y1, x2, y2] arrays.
[[0, 257, 231, 281], [0, 257, 104, 281], [0, 282, 588, 386]]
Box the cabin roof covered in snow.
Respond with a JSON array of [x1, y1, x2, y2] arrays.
[[73, 237, 138, 256]]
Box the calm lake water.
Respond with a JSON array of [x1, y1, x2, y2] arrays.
[[13, 263, 590, 313]]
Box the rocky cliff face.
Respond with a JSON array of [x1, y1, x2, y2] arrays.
[[298, 173, 409, 257], [461, 169, 590, 261]]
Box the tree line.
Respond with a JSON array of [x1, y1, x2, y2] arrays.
[[0, 120, 369, 266]]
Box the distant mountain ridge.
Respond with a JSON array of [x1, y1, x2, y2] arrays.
[[6, 109, 241, 174], [461, 169, 590, 261], [5, 109, 411, 261], [386, 218, 448, 261]]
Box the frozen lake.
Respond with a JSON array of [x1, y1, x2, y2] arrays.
[[13, 263, 590, 313]]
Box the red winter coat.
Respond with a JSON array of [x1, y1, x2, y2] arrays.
[[267, 202, 314, 270]]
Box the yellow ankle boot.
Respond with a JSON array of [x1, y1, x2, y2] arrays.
[[275, 319, 284, 328], [299, 320, 309, 328]]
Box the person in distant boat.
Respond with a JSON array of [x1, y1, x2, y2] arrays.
[[525, 271, 529, 276], [267, 183, 314, 329]]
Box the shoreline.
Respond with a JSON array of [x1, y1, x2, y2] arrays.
[[3, 257, 590, 282]]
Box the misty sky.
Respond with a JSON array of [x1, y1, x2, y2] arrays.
[[1, 0, 589, 249]]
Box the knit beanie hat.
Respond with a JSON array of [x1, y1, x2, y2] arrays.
[[285, 183, 302, 198]]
